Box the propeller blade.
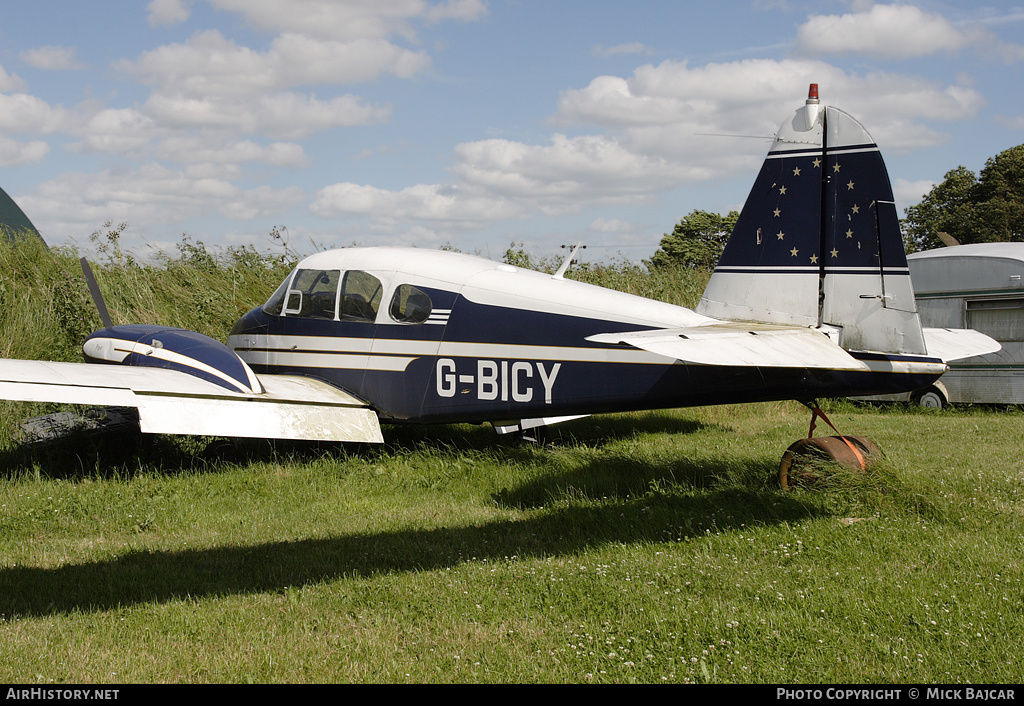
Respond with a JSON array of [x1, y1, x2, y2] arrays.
[[79, 257, 114, 329]]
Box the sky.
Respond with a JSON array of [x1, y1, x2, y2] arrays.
[[1, 0, 1022, 265]]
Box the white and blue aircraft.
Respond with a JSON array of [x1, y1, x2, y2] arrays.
[[0, 86, 1000, 474]]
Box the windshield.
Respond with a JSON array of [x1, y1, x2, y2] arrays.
[[261, 269, 296, 316], [262, 267, 386, 323]]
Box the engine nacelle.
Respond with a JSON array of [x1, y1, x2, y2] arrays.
[[83, 324, 264, 394]]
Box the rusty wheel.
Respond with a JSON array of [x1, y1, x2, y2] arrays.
[[779, 435, 882, 490]]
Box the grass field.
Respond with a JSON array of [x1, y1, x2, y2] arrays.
[[1, 400, 1021, 684], [0, 235, 1021, 683]]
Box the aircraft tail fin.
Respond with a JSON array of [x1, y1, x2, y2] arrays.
[[697, 84, 927, 355], [0, 186, 46, 246]]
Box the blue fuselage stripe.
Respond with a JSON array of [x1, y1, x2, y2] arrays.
[[229, 293, 944, 423]]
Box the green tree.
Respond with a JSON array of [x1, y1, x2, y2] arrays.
[[648, 209, 739, 270], [974, 144, 1024, 242], [903, 144, 1024, 252]]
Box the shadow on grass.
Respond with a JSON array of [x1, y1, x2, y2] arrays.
[[0, 431, 226, 481], [496, 459, 768, 509], [376, 410, 725, 453], [0, 483, 818, 620], [0, 410, 720, 481], [0, 409, 822, 619]]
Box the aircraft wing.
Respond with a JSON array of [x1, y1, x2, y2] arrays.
[[0, 359, 383, 443], [586, 322, 870, 370]]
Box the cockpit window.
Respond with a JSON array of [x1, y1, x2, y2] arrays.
[[389, 284, 432, 324], [262, 267, 384, 323], [340, 270, 383, 322], [285, 269, 340, 319], [262, 269, 295, 316]]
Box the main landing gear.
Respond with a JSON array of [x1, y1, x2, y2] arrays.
[[778, 401, 882, 490]]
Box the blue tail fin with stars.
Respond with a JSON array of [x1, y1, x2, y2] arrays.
[[697, 84, 926, 355]]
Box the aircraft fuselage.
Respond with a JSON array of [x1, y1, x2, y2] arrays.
[[226, 247, 945, 426]]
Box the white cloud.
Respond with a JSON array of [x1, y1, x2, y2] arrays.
[[0, 137, 49, 166], [18, 46, 86, 71], [143, 90, 390, 139], [306, 54, 991, 236], [452, 134, 698, 207], [8, 1, 1004, 256], [0, 65, 26, 92], [147, 0, 191, 27], [3, 2, 499, 247], [0, 84, 322, 170], [556, 59, 837, 135], [0, 93, 72, 134], [426, 0, 488, 23], [217, 185, 306, 220], [995, 113, 1024, 130], [66, 108, 160, 154], [120, 30, 430, 98], [154, 137, 310, 168], [107, 3, 494, 149], [986, 40, 1024, 64], [555, 58, 984, 156], [311, 182, 519, 226], [309, 132, 698, 230], [60, 1, 492, 203], [588, 217, 639, 233], [19, 163, 309, 244], [206, 0, 486, 42], [892, 178, 936, 210], [61, 106, 315, 168], [795, 4, 1024, 61], [268, 32, 430, 85], [593, 43, 654, 58]]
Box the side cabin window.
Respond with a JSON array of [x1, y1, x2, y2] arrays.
[[389, 284, 432, 324], [340, 270, 383, 322]]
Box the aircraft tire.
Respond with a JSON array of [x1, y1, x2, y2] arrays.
[[913, 387, 946, 410], [779, 435, 882, 490]]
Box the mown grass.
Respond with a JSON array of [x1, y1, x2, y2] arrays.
[[1, 403, 1021, 683], [0, 235, 1021, 683]]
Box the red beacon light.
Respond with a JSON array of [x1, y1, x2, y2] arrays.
[[800, 83, 821, 130]]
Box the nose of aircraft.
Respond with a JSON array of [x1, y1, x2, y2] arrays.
[[228, 306, 270, 337]]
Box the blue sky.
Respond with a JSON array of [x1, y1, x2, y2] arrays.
[[1, 0, 1022, 264]]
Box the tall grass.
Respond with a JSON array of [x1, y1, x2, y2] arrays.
[[0, 232, 708, 363], [0, 230, 294, 445]]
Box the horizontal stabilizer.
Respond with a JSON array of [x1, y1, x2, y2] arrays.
[[922, 328, 1001, 363], [586, 323, 869, 370], [0, 359, 383, 443]]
